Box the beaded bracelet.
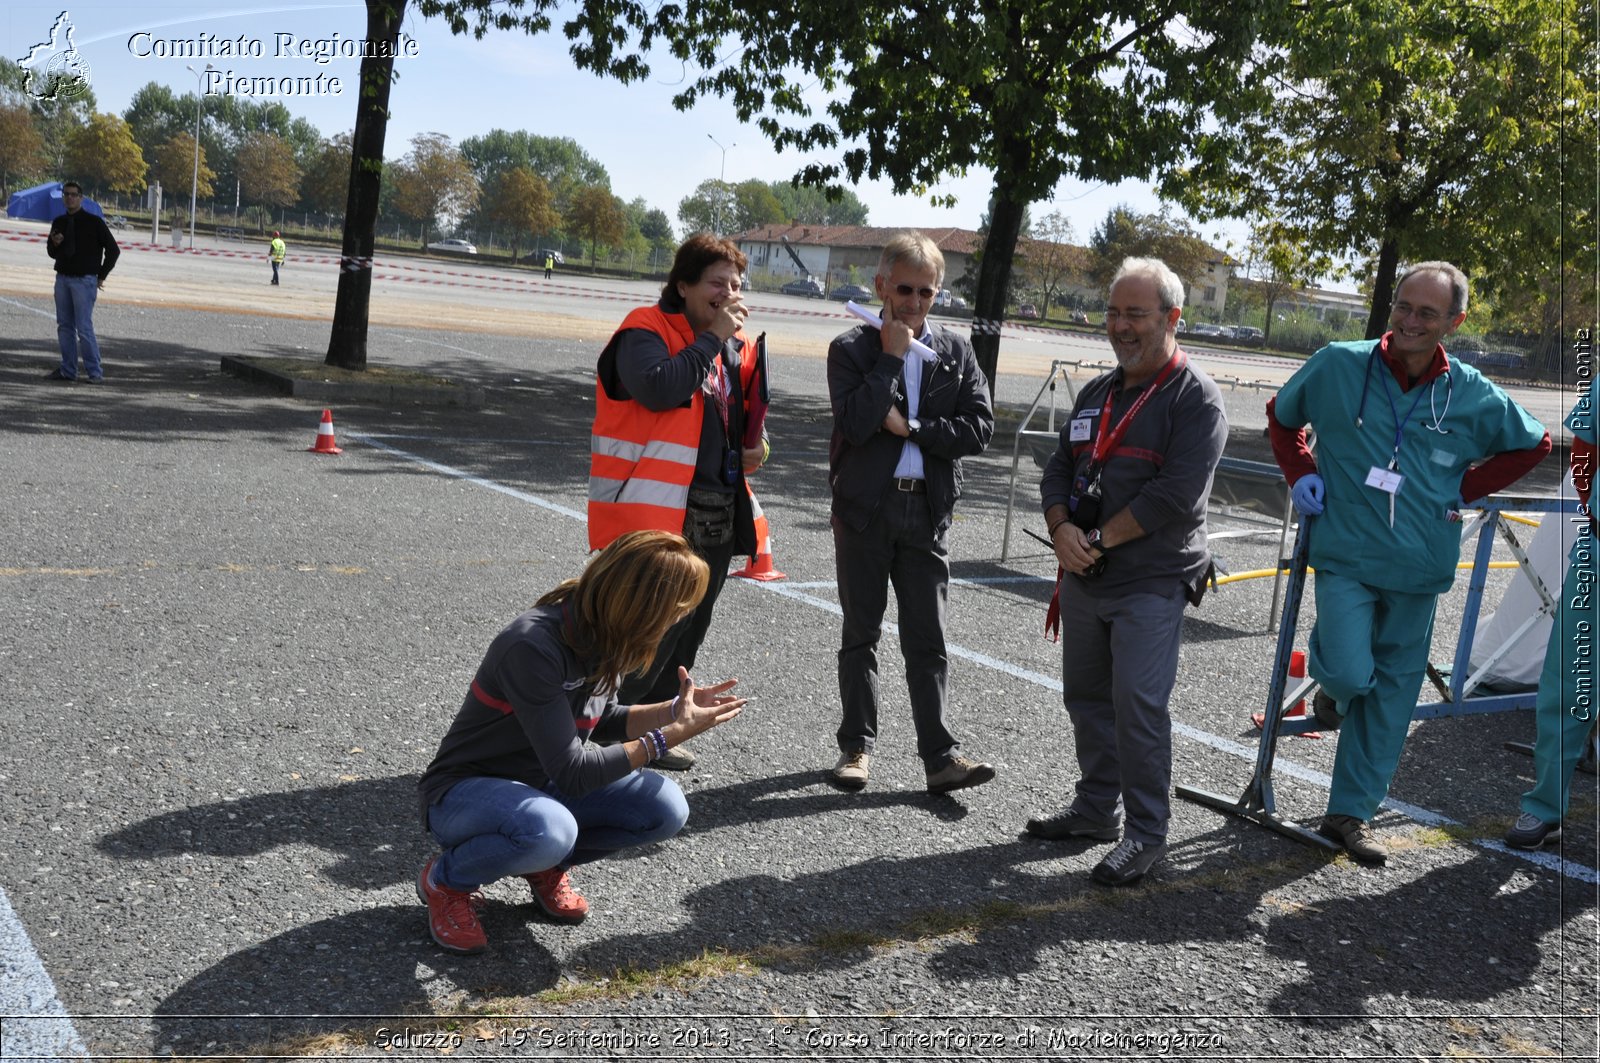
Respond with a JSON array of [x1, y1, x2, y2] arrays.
[[640, 736, 657, 763], [648, 728, 668, 761]]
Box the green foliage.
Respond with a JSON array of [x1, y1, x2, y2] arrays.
[[767, 180, 869, 225], [1088, 205, 1215, 290], [458, 129, 609, 213], [236, 131, 303, 217], [64, 112, 147, 195], [299, 134, 353, 217], [483, 166, 559, 257], [148, 132, 215, 208], [389, 131, 478, 245], [678, 178, 736, 235], [0, 103, 46, 194], [569, 184, 626, 265], [732, 179, 785, 232]]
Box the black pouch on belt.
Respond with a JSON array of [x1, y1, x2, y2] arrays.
[[684, 487, 736, 551]]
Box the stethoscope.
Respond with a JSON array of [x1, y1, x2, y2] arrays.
[[1353, 347, 1453, 435]]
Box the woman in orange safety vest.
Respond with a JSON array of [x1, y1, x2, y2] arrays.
[[588, 234, 770, 767]]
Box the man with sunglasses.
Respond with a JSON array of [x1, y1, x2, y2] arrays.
[[1267, 260, 1549, 866], [45, 181, 120, 383], [825, 230, 996, 795], [1027, 257, 1227, 886]]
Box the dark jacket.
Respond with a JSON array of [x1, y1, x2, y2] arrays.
[[827, 322, 994, 534], [47, 209, 120, 280]]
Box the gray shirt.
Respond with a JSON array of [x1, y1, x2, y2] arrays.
[[1040, 352, 1227, 597]]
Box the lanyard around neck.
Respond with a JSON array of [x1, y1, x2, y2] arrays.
[[1090, 350, 1185, 467]]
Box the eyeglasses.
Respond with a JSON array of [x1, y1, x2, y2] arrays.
[[62, 191, 82, 198], [1104, 308, 1156, 323], [893, 284, 936, 300], [1391, 301, 1445, 325]]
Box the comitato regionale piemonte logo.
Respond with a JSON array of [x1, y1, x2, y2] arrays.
[[16, 10, 93, 102]]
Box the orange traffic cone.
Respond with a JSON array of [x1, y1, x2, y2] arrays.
[[308, 408, 343, 454], [1252, 648, 1320, 736], [731, 536, 785, 582]]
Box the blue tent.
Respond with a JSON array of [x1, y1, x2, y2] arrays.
[[6, 181, 104, 221]]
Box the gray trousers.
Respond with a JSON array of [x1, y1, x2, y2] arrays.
[[832, 491, 958, 768], [1057, 578, 1187, 844]]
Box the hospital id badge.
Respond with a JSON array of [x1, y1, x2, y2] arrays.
[[722, 447, 741, 485], [1365, 465, 1404, 494], [1069, 417, 1093, 442]]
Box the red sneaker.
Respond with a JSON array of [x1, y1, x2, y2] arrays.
[[524, 867, 589, 923], [416, 857, 487, 954]]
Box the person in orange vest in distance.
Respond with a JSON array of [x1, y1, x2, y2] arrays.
[[588, 233, 770, 770]]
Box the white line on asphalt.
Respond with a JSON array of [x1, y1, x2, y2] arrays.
[[0, 884, 88, 1060], [357, 433, 571, 446], [0, 294, 53, 319], [356, 437, 1600, 885]]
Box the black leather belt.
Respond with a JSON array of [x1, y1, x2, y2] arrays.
[[893, 477, 927, 493]]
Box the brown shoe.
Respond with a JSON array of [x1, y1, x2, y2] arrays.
[[653, 745, 696, 771], [926, 754, 996, 794], [1318, 814, 1387, 866]]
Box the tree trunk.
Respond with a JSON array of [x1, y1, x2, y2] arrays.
[[1364, 234, 1402, 341], [970, 192, 1027, 392], [325, 0, 406, 370]]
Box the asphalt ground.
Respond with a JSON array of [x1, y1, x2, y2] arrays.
[[0, 246, 1594, 1061]]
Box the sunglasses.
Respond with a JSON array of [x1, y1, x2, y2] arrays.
[[893, 283, 936, 300]]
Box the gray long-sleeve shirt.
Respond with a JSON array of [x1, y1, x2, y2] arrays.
[[1040, 352, 1227, 598], [417, 604, 634, 827]]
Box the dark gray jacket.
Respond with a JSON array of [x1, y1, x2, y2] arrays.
[[827, 322, 993, 534]]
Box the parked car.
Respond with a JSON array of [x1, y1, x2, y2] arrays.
[[519, 248, 566, 265], [1478, 350, 1529, 371], [1232, 325, 1264, 343], [1190, 323, 1229, 338], [1069, 309, 1090, 325], [427, 238, 477, 255], [1016, 303, 1039, 320], [780, 277, 825, 299], [107, 215, 128, 231], [829, 283, 875, 303]]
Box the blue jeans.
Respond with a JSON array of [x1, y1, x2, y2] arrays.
[[54, 274, 102, 379], [425, 773, 688, 892]]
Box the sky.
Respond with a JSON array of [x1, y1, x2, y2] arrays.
[[4, 1, 1256, 256]]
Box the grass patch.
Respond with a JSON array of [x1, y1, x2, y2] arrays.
[[235, 354, 463, 388]]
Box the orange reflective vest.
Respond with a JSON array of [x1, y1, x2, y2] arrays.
[[588, 305, 769, 553]]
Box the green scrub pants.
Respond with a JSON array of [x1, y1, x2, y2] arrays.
[[1521, 531, 1600, 823], [1308, 571, 1439, 822]]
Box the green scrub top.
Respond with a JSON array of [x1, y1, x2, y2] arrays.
[[1275, 339, 1546, 594]]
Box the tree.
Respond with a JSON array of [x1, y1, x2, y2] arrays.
[[677, 179, 736, 235], [148, 133, 215, 221], [1237, 219, 1329, 346], [767, 179, 868, 225], [1016, 210, 1086, 322], [458, 129, 609, 208], [1088, 206, 1216, 292], [63, 112, 146, 196], [123, 83, 188, 161], [0, 104, 46, 196], [299, 134, 353, 220], [1170, 0, 1590, 339], [569, 184, 626, 266], [2, 60, 97, 175], [650, 1, 1279, 388], [732, 179, 785, 232], [637, 204, 675, 257], [482, 166, 559, 261], [389, 131, 478, 247], [235, 131, 302, 228]]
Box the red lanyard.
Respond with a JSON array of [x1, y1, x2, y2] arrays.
[[705, 354, 731, 438], [1090, 351, 1186, 466]]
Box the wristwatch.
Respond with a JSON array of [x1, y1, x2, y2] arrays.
[[1085, 527, 1106, 553], [907, 417, 922, 439]]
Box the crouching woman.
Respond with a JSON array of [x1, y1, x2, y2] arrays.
[[414, 529, 746, 954]]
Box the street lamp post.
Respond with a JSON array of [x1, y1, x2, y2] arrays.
[[706, 133, 734, 233], [183, 64, 211, 250]]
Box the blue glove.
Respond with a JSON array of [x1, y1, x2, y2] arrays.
[[1291, 473, 1325, 516]]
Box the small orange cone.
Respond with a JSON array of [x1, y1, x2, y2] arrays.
[[308, 408, 342, 455], [731, 536, 785, 582], [1252, 648, 1320, 736]]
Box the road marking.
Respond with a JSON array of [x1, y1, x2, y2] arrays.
[[0, 884, 88, 1060], [348, 434, 1598, 884], [0, 295, 54, 319]]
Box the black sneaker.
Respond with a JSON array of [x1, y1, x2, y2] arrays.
[[1091, 837, 1167, 886], [1504, 812, 1561, 850], [1024, 807, 1121, 841], [44, 369, 75, 381], [1311, 690, 1343, 731]]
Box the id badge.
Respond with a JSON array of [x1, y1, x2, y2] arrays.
[[1365, 466, 1404, 494], [722, 447, 740, 485], [1069, 417, 1093, 443]]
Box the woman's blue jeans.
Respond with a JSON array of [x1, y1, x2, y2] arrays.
[[425, 772, 688, 892]]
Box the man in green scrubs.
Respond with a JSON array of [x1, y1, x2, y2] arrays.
[[1268, 261, 1550, 865]]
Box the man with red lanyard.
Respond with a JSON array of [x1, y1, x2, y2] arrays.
[[1028, 257, 1228, 886]]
